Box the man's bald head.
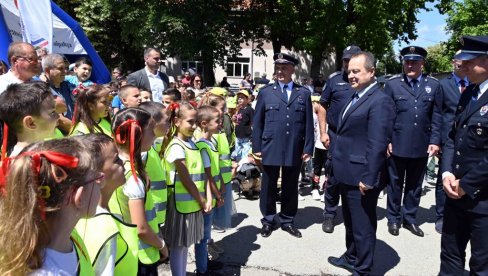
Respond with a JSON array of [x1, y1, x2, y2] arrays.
[[7, 42, 36, 64]]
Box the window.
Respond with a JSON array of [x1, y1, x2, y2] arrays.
[[181, 60, 204, 75], [226, 57, 250, 77]]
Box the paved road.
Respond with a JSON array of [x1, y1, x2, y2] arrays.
[[160, 179, 471, 275]]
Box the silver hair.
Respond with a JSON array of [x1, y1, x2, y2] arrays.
[[41, 53, 65, 71]]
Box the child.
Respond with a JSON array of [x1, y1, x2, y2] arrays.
[[195, 105, 225, 274], [139, 101, 170, 227], [141, 89, 153, 103], [74, 133, 139, 275], [108, 108, 167, 275], [162, 88, 182, 107], [311, 95, 327, 200], [0, 82, 58, 158], [119, 85, 142, 108], [65, 57, 94, 94], [70, 84, 112, 136], [232, 90, 254, 175], [0, 138, 102, 275], [163, 102, 211, 276], [235, 152, 262, 198]]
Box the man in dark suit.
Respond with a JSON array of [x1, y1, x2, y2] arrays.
[[385, 46, 442, 237], [434, 56, 469, 233], [127, 47, 169, 103], [440, 35, 488, 275], [252, 52, 314, 238], [327, 51, 395, 275]]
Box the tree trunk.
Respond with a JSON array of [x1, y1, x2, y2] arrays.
[[201, 51, 216, 87], [310, 52, 323, 78]]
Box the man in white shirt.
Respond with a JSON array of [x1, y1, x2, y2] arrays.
[[0, 42, 40, 94]]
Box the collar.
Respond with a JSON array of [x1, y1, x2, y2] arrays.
[[356, 81, 377, 99], [278, 80, 293, 90], [479, 78, 488, 97], [452, 72, 468, 85], [144, 67, 159, 77], [406, 75, 422, 84]]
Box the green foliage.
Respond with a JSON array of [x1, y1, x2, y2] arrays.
[[425, 44, 452, 74]]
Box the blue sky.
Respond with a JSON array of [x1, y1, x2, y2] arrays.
[[394, 2, 449, 53]]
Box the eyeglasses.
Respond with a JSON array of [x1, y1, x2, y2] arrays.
[[15, 56, 40, 64]]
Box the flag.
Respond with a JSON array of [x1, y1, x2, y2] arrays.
[[17, 0, 53, 53]]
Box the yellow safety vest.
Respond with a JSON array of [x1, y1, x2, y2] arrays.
[[145, 146, 167, 226], [108, 161, 160, 265], [76, 212, 138, 276], [213, 132, 232, 183], [196, 140, 221, 207], [70, 229, 95, 276], [164, 138, 205, 214], [70, 118, 112, 136]]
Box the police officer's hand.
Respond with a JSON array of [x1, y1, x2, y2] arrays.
[[427, 144, 440, 157], [387, 143, 393, 157], [443, 174, 461, 199], [302, 153, 311, 162], [359, 182, 371, 196], [320, 132, 330, 148]]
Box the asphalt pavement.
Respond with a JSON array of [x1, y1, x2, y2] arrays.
[[159, 178, 471, 275]]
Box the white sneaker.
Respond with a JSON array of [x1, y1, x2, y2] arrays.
[[312, 189, 321, 201], [298, 194, 305, 201]]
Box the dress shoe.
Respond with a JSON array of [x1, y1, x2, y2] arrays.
[[388, 222, 400, 236], [403, 223, 424, 237], [281, 225, 302, 238], [322, 217, 335, 233], [260, 224, 274, 237], [328, 256, 355, 273], [435, 219, 443, 234]]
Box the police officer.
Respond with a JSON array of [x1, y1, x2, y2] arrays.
[[318, 45, 361, 233], [385, 46, 442, 237], [440, 35, 488, 275], [252, 52, 314, 238], [434, 54, 469, 234]]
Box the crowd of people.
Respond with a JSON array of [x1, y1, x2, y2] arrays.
[[0, 34, 486, 276]]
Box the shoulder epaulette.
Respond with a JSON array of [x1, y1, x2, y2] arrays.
[[388, 74, 402, 80], [426, 75, 439, 81], [328, 71, 342, 80]]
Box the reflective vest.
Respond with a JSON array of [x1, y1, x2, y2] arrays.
[[70, 229, 95, 276], [164, 138, 205, 214], [54, 128, 65, 138], [213, 132, 232, 183], [108, 161, 160, 265], [145, 146, 167, 225], [70, 118, 112, 136], [76, 212, 138, 276], [196, 140, 221, 207]]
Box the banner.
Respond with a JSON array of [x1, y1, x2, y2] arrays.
[[17, 0, 52, 53]]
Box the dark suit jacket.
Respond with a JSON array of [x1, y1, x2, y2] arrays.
[[252, 82, 314, 167], [441, 84, 488, 214], [127, 68, 169, 92], [439, 73, 462, 145], [332, 84, 395, 187]]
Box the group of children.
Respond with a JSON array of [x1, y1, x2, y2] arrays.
[[0, 82, 237, 276]]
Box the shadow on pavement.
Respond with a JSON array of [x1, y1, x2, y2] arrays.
[[231, 213, 249, 228], [372, 239, 400, 275]]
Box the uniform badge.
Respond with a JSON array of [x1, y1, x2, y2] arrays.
[[298, 96, 304, 104], [477, 128, 483, 135], [425, 86, 431, 93], [480, 105, 488, 116]]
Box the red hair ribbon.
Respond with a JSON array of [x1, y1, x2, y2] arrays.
[[1, 122, 8, 161], [189, 101, 198, 108], [72, 83, 86, 97], [19, 151, 79, 220], [168, 102, 180, 111], [0, 157, 12, 196], [114, 119, 141, 183]]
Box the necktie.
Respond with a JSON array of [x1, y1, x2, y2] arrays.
[[460, 79, 466, 94], [351, 92, 359, 106], [282, 84, 288, 101], [411, 79, 418, 93]]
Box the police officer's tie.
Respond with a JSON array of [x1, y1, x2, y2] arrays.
[[460, 79, 466, 93], [282, 84, 289, 102], [411, 79, 419, 93]]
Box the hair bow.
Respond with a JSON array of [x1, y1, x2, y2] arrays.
[[114, 119, 141, 182], [168, 102, 180, 111]]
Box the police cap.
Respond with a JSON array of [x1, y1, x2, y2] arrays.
[[342, 45, 361, 60], [273, 52, 298, 65], [401, 46, 427, 61], [455, 36, 488, 61]]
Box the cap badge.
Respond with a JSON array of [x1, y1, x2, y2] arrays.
[[477, 128, 483, 135], [409, 46, 416, 53]]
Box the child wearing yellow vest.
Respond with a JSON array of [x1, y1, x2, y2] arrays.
[[163, 102, 212, 276], [74, 134, 139, 275], [70, 84, 112, 136], [108, 108, 167, 275], [0, 138, 102, 275]]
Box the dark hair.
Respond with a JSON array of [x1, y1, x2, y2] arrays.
[[163, 88, 182, 102], [350, 51, 376, 70], [0, 82, 53, 156], [143, 48, 161, 58], [111, 108, 152, 186], [70, 84, 111, 135], [139, 101, 165, 123], [186, 89, 195, 101], [71, 133, 113, 169], [74, 57, 93, 68]]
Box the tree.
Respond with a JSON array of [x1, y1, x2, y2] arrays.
[[424, 44, 451, 74]]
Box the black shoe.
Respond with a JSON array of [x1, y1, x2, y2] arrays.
[[435, 219, 443, 234], [328, 256, 355, 273], [196, 270, 224, 276], [207, 259, 224, 270], [281, 225, 302, 238], [388, 222, 400, 236], [322, 217, 334, 233], [403, 223, 424, 237], [260, 224, 274, 237]]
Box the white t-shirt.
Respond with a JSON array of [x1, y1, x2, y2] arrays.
[[145, 68, 166, 103], [31, 245, 77, 276], [166, 138, 210, 182], [0, 70, 24, 94], [313, 112, 325, 150]]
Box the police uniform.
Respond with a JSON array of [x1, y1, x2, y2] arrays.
[[440, 35, 488, 275], [252, 53, 314, 237], [385, 46, 443, 235]]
